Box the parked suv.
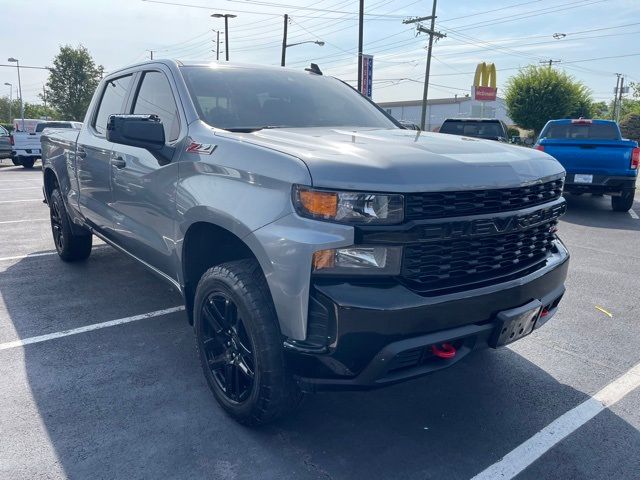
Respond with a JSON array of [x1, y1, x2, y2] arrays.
[[41, 60, 569, 425]]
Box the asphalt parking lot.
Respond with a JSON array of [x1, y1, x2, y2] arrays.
[[0, 162, 639, 480]]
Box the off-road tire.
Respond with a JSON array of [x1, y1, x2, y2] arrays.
[[194, 259, 302, 426], [21, 158, 35, 169], [611, 190, 635, 212], [49, 188, 92, 261]]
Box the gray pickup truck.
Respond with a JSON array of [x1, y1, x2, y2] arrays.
[[41, 60, 570, 425]]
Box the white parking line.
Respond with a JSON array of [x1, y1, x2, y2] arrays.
[[0, 186, 41, 191], [629, 209, 639, 220], [0, 218, 48, 225], [0, 306, 185, 351], [0, 245, 108, 263], [0, 251, 59, 262], [0, 199, 42, 204], [470, 361, 640, 480]]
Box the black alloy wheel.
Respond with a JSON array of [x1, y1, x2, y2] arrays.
[[50, 196, 65, 252], [200, 292, 255, 403]]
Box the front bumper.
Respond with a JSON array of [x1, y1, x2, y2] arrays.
[[286, 241, 569, 391], [564, 174, 636, 195]]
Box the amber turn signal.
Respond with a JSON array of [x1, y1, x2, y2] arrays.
[[298, 189, 338, 218], [312, 249, 335, 270]]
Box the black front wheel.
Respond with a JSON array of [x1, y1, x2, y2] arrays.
[[50, 188, 92, 261], [611, 191, 635, 212], [194, 259, 301, 425]]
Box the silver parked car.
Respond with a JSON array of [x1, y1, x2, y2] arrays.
[[41, 60, 569, 425]]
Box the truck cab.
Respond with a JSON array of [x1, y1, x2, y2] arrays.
[[535, 119, 639, 212]]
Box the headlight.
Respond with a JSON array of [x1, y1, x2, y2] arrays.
[[312, 247, 402, 276], [293, 185, 404, 225]]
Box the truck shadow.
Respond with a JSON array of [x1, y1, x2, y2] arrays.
[[1, 248, 638, 479], [561, 193, 640, 232]]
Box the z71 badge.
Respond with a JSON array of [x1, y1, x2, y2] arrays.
[[186, 142, 217, 155]]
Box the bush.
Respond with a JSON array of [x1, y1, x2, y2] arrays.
[[0, 123, 13, 133], [507, 127, 519, 138], [619, 113, 640, 143]]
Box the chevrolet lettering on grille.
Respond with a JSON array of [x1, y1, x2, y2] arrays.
[[419, 201, 566, 241]]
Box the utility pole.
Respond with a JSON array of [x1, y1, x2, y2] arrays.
[[404, 1, 445, 131], [616, 75, 625, 123], [215, 30, 221, 61], [357, 0, 364, 93], [539, 59, 561, 68], [281, 14, 288, 67], [612, 74, 621, 120], [147, 50, 154, 60], [42, 86, 48, 119]]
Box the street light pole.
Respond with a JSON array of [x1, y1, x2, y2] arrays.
[[3, 83, 12, 124], [8, 58, 24, 130], [211, 14, 237, 61], [281, 40, 325, 67]]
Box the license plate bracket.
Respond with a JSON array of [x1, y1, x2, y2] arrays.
[[490, 300, 542, 348], [574, 174, 593, 184]]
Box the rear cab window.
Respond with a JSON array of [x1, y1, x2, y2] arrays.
[[440, 120, 504, 139], [35, 122, 72, 132], [541, 122, 620, 140]]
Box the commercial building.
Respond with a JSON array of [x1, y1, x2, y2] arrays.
[[377, 96, 513, 131]]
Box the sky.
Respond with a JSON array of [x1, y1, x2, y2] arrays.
[[1, 0, 639, 108]]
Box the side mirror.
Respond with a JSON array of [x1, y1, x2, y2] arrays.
[[106, 114, 174, 164]]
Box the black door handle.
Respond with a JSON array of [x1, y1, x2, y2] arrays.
[[111, 156, 126, 169], [111, 156, 126, 168]]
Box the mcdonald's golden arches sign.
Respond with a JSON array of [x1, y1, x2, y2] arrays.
[[473, 62, 497, 101]]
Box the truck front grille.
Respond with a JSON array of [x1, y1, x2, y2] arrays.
[[401, 220, 558, 295], [404, 179, 564, 220]]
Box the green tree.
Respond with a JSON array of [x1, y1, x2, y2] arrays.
[[619, 113, 640, 143], [44, 45, 103, 121], [504, 66, 594, 134], [24, 102, 60, 120], [592, 101, 609, 119], [0, 96, 21, 123]]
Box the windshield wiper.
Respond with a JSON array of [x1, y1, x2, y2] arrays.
[[225, 125, 290, 133]]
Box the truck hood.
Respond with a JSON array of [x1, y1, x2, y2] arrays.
[[217, 127, 565, 192]]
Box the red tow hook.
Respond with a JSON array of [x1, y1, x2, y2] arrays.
[[431, 342, 457, 359], [540, 308, 550, 318]]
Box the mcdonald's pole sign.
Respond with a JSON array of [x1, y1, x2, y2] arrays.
[[473, 62, 497, 101], [360, 54, 373, 98]]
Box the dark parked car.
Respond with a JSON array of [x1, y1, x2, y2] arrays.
[[440, 118, 509, 142], [0, 126, 11, 160]]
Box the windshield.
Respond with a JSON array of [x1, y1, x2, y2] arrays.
[[181, 66, 396, 131], [440, 120, 504, 138], [36, 122, 72, 132], [542, 122, 620, 140]]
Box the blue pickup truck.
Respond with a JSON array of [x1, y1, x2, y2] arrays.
[[535, 119, 638, 212]]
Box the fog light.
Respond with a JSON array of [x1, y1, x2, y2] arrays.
[[312, 247, 402, 276]]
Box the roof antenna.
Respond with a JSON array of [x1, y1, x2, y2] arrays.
[[305, 63, 323, 75]]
